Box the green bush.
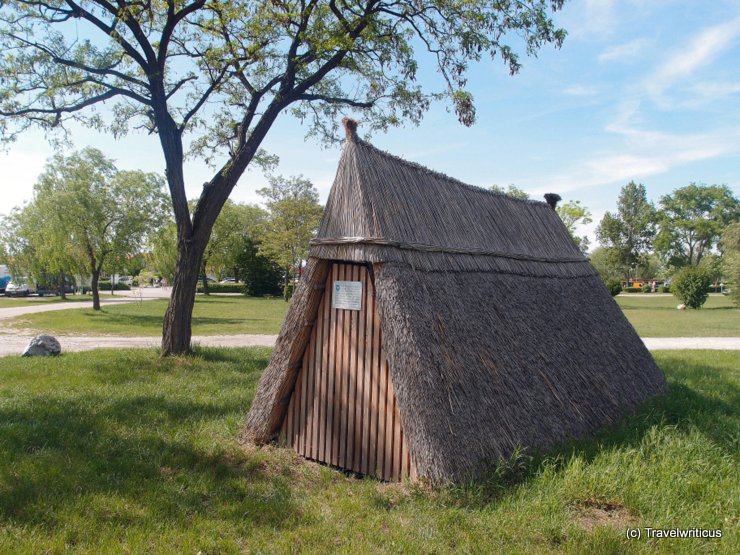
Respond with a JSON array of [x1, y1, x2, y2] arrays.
[[658, 285, 670, 293], [283, 281, 295, 301], [196, 282, 245, 294], [641, 283, 652, 293], [98, 281, 131, 291], [672, 266, 712, 309], [604, 277, 622, 297], [623, 286, 642, 293]]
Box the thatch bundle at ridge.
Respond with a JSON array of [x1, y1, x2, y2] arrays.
[[245, 120, 666, 484]]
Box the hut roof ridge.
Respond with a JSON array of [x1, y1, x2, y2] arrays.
[[349, 136, 546, 207]]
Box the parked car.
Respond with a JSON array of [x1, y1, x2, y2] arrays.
[[220, 277, 237, 284], [0, 275, 10, 294], [5, 279, 36, 297]]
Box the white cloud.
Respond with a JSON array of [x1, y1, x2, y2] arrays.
[[530, 125, 740, 195], [598, 38, 651, 63], [646, 17, 740, 98]]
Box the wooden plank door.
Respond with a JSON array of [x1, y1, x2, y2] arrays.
[[280, 262, 415, 481]]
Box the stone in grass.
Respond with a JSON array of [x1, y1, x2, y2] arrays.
[[22, 335, 62, 357]]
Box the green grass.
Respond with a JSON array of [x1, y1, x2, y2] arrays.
[[0, 348, 736, 554], [616, 294, 739, 337], [5, 295, 289, 336], [7, 293, 738, 340], [0, 294, 113, 308]]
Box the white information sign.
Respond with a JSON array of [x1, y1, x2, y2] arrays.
[[332, 280, 362, 310]]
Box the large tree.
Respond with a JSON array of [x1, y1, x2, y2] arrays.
[[33, 148, 168, 308], [199, 200, 266, 290], [0, 0, 566, 354], [257, 174, 324, 297], [654, 183, 739, 268], [556, 199, 592, 254], [596, 181, 656, 279]]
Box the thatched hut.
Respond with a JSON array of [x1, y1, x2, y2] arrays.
[[244, 119, 665, 484]]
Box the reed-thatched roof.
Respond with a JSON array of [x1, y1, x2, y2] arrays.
[[245, 121, 666, 484]]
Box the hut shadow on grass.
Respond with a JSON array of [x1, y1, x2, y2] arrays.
[[0, 394, 302, 533], [444, 356, 738, 510]]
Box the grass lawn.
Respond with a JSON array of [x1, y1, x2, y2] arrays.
[[0, 348, 736, 554], [5, 295, 289, 336], [616, 294, 739, 337], [0, 294, 114, 308]]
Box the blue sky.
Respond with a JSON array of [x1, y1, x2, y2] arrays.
[[1, 0, 739, 248]]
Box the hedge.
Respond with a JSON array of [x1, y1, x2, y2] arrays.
[[98, 281, 131, 291], [196, 282, 245, 294]]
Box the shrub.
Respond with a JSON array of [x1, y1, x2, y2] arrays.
[[98, 281, 131, 291], [641, 284, 652, 293], [283, 281, 295, 301], [671, 266, 712, 309], [604, 277, 622, 297], [623, 286, 642, 293], [658, 285, 670, 294], [195, 282, 245, 294]]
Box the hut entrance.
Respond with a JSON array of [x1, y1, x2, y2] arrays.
[[279, 262, 415, 481]]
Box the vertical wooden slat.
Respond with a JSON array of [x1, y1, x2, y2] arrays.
[[362, 269, 373, 475], [298, 354, 307, 455], [401, 428, 409, 479], [369, 283, 380, 476], [383, 359, 394, 481], [376, 348, 387, 478], [338, 265, 349, 467], [353, 267, 366, 472], [393, 386, 402, 481], [344, 265, 358, 470], [286, 383, 294, 448], [325, 264, 338, 463], [318, 273, 331, 460], [331, 264, 345, 466], [311, 296, 322, 460], [293, 368, 302, 449], [304, 333, 315, 456]]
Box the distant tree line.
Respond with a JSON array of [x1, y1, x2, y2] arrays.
[[0, 149, 324, 305], [490, 181, 740, 308]]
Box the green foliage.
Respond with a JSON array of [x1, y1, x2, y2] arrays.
[[672, 266, 712, 309], [257, 175, 323, 286], [237, 238, 283, 297], [489, 184, 530, 200], [596, 182, 656, 277], [641, 283, 652, 293], [655, 184, 739, 268], [556, 199, 592, 254], [1, 149, 168, 306], [720, 223, 740, 305], [195, 282, 245, 294], [0, 0, 568, 352], [147, 223, 178, 282], [98, 281, 131, 291], [283, 281, 296, 302], [200, 200, 268, 282], [659, 285, 670, 293], [604, 277, 623, 297]]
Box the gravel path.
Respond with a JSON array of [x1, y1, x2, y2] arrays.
[[0, 333, 278, 355], [0, 334, 737, 356]]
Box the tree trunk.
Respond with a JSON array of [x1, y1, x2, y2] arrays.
[[162, 241, 203, 355], [58, 271, 67, 300], [91, 270, 101, 310], [201, 260, 210, 295]]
